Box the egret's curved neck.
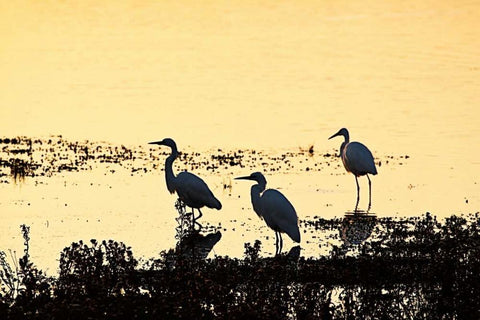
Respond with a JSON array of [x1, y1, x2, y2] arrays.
[[339, 133, 349, 157], [165, 146, 178, 194], [250, 180, 266, 218], [343, 131, 350, 144], [340, 141, 347, 157]]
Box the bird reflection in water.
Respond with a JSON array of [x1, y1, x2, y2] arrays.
[[175, 229, 222, 260], [287, 245, 301, 260], [173, 199, 222, 260], [340, 212, 377, 247]]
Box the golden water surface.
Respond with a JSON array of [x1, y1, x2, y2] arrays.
[[1, 0, 479, 271]]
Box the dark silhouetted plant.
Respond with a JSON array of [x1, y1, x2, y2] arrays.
[[0, 225, 52, 317], [56, 239, 138, 299]]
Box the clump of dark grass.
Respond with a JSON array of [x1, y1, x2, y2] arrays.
[[0, 213, 479, 319]]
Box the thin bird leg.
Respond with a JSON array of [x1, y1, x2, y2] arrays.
[[275, 232, 280, 255], [195, 208, 203, 221], [279, 232, 283, 255], [355, 176, 360, 212], [367, 174, 372, 212]]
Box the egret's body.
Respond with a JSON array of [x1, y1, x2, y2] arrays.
[[173, 171, 222, 210], [236, 172, 300, 255], [329, 128, 377, 211], [150, 138, 221, 227]]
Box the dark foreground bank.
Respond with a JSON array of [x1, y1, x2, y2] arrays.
[[1, 213, 479, 319]]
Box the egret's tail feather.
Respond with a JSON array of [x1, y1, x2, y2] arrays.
[[287, 227, 301, 243], [207, 197, 222, 210]]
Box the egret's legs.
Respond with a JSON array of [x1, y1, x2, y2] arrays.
[[354, 176, 360, 212], [275, 232, 279, 255], [274, 231, 283, 255], [367, 174, 372, 212], [279, 232, 283, 255]]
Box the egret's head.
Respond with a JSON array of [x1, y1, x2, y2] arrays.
[[235, 171, 267, 186], [328, 128, 349, 140], [149, 138, 177, 150], [329, 128, 349, 157]]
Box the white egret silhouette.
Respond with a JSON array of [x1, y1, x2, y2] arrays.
[[236, 172, 300, 255], [329, 128, 377, 211], [149, 138, 221, 228]]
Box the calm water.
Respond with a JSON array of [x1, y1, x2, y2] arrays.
[[1, 0, 479, 272]]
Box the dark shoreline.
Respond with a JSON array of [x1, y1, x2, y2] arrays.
[[1, 213, 479, 319]]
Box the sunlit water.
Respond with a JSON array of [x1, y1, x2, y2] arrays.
[[1, 0, 479, 272], [0, 137, 477, 272]]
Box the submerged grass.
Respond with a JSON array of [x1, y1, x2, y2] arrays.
[[0, 213, 479, 319]]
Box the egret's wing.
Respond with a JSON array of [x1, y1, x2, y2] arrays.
[[176, 172, 222, 209], [261, 189, 300, 243], [344, 142, 377, 175]]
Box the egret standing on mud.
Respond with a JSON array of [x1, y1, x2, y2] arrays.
[[236, 172, 300, 255], [149, 138, 222, 228], [329, 128, 377, 211]]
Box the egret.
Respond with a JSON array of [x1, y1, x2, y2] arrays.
[[149, 138, 222, 229], [329, 128, 377, 211], [235, 172, 300, 255]]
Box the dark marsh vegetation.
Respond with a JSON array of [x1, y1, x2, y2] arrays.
[[1, 213, 479, 319]]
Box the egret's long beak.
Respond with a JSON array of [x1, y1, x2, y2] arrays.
[[328, 131, 340, 140], [235, 175, 253, 181], [149, 140, 164, 145]]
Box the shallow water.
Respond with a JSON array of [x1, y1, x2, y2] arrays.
[[1, 0, 479, 271], [0, 137, 478, 272]]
